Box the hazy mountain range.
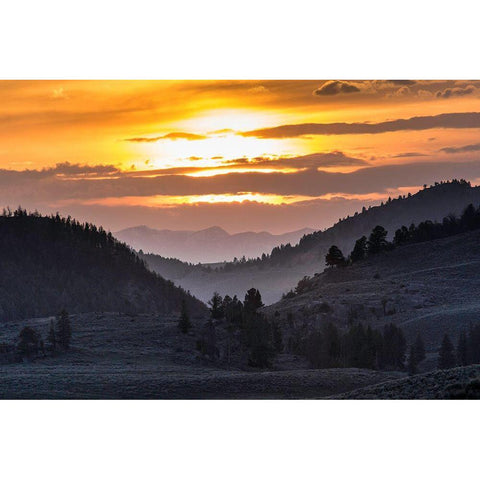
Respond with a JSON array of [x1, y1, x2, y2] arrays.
[[142, 180, 480, 304], [115, 225, 315, 263]]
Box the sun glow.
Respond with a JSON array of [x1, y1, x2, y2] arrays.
[[78, 192, 315, 207], [125, 108, 305, 171], [136, 134, 295, 171]]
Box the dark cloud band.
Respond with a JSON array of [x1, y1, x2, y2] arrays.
[[2, 160, 480, 203], [241, 112, 480, 139], [440, 143, 480, 154]]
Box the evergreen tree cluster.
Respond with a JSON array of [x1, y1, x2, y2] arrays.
[[392, 203, 480, 247], [17, 309, 72, 360], [407, 335, 426, 374], [197, 288, 281, 368], [0, 208, 204, 320], [437, 325, 480, 370], [438, 334, 456, 370], [297, 322, 408, 371], [178, 300, 192, 334], [327, 202, 480, 268]]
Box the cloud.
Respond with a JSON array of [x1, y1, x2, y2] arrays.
[[0, 162, 120, 191], [388, 80, 417, 86], [241, 112, 480, 138], [436, 85, 476, 99], [440, 143, 480, 154], [247, 85, 269, 94], [160, 151, 366, 174], [391, 86, 411, 97], [4, 159, 480, 205], [391, 152, 428, 158], [234, 151, 368, 169], [209, 129, 235, 135], [417, 89, 434, 98], [46, 162, 118, 177], [125, 132, 207, 142], [112, 152, 368, 177], [313, 81, 361, 96]]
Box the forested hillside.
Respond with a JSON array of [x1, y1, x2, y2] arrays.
[[219, 179, 480, 269], [0, 209, 206, 320]]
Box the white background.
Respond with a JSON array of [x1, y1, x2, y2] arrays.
[[1, 1, 479, 478]]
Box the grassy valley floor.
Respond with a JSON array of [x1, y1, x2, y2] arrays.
[[0, 312, 402, 399]]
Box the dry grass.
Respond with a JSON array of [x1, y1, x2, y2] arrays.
[[0, 312, 401, 399]]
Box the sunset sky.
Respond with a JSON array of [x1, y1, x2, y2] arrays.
[[3, 80, 480, 233]]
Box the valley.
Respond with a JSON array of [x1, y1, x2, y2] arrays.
[[143, 180, 480, 304], [0, 312, 401, 399], [2, 182, 480, 399]]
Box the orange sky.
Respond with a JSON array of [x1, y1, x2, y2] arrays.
[[2, 80, 480, 233]]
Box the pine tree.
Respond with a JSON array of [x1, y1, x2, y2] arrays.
[[273, 322, 284, 353], [17, 326, 40, 359], [243, 288, 264, 315], [47, 319, 56, 353], [325, 245, 345, 267], [204, 320, 218, 359], [367, 225, 389, 255], [178, 300, 192, 334], [460, 203, 476, 230], [350, 236, 367, 262], [407, 335, 426, 375], [413, 334, 426, 364], [247, 314, 275, 368], [467, 325, 480, 364], [407, 345, 418, 375], [456, 331, 468, 366], [438, 334, 455, 369], [381, 323, 406, 370], [208, 292, 224, 320], [56, 309, 72, 350]]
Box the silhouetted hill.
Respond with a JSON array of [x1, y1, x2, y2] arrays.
[[115, 225, 314, 263], [143, 179, 480, 304], [264, 227, 480, 373], [237, 179, 480, 268], [138, 253, 213, 282], [0, 209, 206, 320]]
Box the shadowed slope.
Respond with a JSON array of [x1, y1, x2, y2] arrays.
[[0, 209, 206, 320]]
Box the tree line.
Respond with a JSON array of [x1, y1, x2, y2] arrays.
[[291, 320, 417, 371], [14, 310, 72, 361], [205, 179, 475, 272], [178, 287, 431, 373], [437, 326, 480, 370], [325, 202, 480, 268], [178, 288, 282, 368]]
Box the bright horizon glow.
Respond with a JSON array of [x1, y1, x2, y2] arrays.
[[75, 192, 317, 207], [3, 80, 480, 233]]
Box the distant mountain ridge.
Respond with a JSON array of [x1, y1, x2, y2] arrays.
[[115, 225, 315, 263]]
